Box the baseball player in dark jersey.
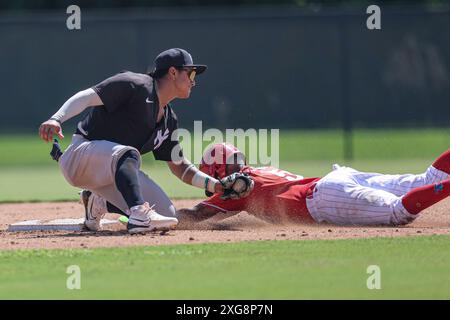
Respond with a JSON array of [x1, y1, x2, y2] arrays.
[[38, 48, 252, 234]]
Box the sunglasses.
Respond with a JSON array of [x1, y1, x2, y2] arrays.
[[178, 67, 197, 81]]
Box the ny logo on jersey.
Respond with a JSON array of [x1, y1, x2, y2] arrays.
[[154, 128, 170, 150]]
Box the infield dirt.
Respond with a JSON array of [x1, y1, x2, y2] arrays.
[[1, 199, 450, 250]]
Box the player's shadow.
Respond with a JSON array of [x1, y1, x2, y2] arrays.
[[15, 223, 247, 240], [16, 229, 130, 239], [177, 221, 244, 231]]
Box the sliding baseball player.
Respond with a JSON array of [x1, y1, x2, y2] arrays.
[[177, 143, 450, 226]]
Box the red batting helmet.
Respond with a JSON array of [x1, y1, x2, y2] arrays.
[[199, 143, 246, 179]]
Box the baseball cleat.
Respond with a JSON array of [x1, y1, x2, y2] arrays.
[[127, 202, 178, 234], [80, 190, 108, 231]]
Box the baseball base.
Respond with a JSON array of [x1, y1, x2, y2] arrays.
[[7, 218, 119, 232]]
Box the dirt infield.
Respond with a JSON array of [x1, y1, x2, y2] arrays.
[[1, 199, 450, 250]]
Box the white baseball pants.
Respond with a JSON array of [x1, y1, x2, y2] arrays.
[[306, 164, 450, 226]]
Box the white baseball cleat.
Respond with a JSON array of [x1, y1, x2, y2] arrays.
[[80, 190, 108, 231], [127, 202, 178, 234]]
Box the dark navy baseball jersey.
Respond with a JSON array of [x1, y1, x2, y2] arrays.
[[75, 71, 183, 161]]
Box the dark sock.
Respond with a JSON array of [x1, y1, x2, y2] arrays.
[[402, 179, 450, 215], [432, 149, 450, 174], [106, 202, 128, 217], [115, 150, 144, 209]]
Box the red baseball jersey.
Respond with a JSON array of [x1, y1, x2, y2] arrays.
[[201, 166, 321, 223]]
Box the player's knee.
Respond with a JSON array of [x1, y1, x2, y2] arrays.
[[115, 150, 142, 185], [122, 150, 140, 163], [160, 204, 177, 218], [117, 150, 140, 171]]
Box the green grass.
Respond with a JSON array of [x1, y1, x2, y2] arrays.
[[279, 128, 450, 161], [2, 128, 450, 167], [0, 159, 433, 202], [0, 129, 449, 201], [0, 164, 205, 202], [0, 236, 449, 299]]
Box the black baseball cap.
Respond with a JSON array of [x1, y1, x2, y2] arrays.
[[149, 48, 207, 77]]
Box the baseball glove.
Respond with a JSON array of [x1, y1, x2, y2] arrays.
[[220, 172, 255, 200], [50, 139, 63, 162]]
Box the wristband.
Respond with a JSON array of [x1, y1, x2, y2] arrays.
[[180, 164, 195, 182], [191, 170, 218, 193], [204, 177, 209, 190], [50, 117, 62, 124]]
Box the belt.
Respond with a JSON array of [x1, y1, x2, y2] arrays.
[[305, 182, 321, 223], [75, 128, 87, 139], [305, 182, 317, 199], [75, 128, 89, 140]]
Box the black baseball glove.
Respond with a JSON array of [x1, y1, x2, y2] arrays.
[[50, 139, 63, 162]]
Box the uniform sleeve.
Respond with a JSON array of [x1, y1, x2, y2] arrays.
[[201, 194, 247, 213], [92, 73, 136, 112], [153, 140, 183, 161]]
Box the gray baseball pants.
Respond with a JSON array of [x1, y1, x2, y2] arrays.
[[58, 134, 176, 217]]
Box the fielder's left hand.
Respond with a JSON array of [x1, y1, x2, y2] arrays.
[[39, 119, 64, 142], [220, 172, 255, 200]]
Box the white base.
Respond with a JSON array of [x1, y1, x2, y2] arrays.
[[7, 218, 119, 232]]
